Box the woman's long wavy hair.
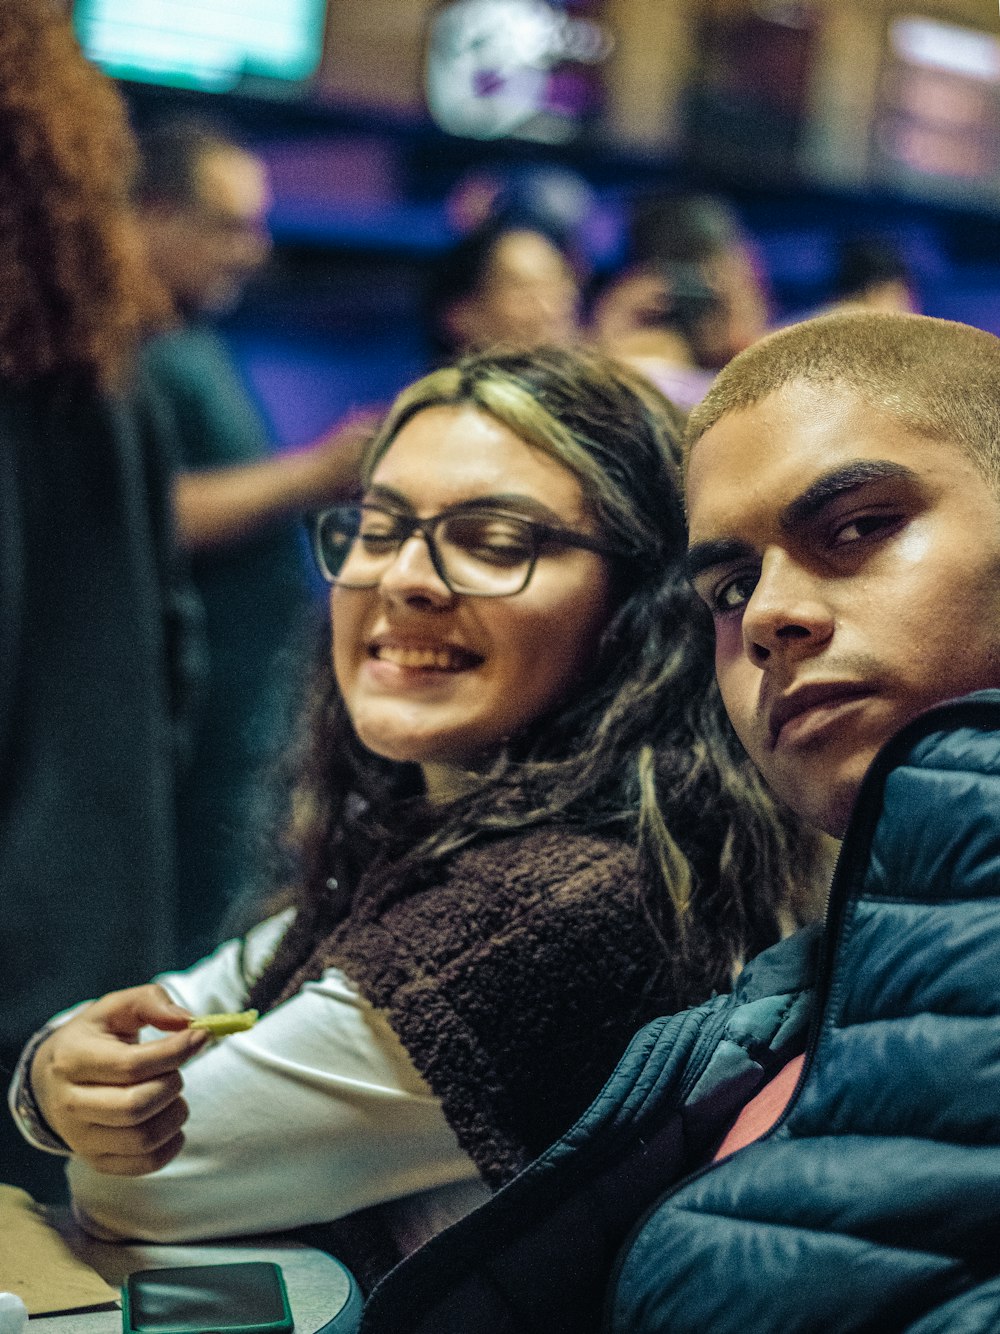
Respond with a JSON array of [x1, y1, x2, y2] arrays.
[[0, 0, 166, 391], [258, 346, 821, 1005]]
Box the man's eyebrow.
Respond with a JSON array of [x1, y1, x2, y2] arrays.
[[781, 459, 919, 530], [684, 459, 921, 582], [684, 538, 757, 582]]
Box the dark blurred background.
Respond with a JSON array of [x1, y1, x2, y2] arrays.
[[72, 0, 1000, 444]]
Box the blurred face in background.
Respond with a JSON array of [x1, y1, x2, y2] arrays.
[[139, 145, 272, 316], [690, 247, 771, 370], [589, 266, 679, 354], [444, 229, 580, 351], [589, 246, 770, 373]]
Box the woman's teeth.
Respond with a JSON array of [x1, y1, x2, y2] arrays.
[[375, 646, 473, 671]]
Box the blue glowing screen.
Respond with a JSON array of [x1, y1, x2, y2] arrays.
[[73, 0, 328, 92]]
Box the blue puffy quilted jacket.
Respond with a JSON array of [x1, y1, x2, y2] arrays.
[[359, 691, 1000, 1334]]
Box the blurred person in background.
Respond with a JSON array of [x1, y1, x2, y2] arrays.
[[828, 235, 919, 315], [780, 235, 921, 329], [588, 258, 720, 411], [426, 210, 582, 360], [0, 0, 194, 1202], [590, 192, 772, 408], [133, 119, 365, 961]]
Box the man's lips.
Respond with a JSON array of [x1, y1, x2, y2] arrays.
[[767, 682, 871, 748]]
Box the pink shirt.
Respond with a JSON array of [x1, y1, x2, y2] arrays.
[[713, 1053, 805, 1160]]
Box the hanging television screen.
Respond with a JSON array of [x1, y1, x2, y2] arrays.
[[424, 0, 612, 142], [73, 0, 329, 94]]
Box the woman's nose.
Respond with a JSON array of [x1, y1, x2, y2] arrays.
[[378, 532, 453, 606]]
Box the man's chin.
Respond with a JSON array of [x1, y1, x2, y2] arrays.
[[769, 760, 871, 841]]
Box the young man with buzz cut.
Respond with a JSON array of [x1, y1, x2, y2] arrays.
[[348, 312, 1000, 1334]]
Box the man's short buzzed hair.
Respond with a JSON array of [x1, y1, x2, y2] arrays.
[[685, 312, 1000, 489]]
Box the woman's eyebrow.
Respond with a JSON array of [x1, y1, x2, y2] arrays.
[[364, 483, 412, 510], [456, 493, 566, 522], [363, 486, 566, 523], [781, 459, 919, 531]]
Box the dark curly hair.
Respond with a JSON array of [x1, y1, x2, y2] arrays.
[[252, 346, 822, 1011], [0, 0, 167, 389]]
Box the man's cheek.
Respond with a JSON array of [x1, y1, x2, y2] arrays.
[[715, 658, 759, 757], [713, 620, 746, 691]]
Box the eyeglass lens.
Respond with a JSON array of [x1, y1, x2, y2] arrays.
[[316, 507, 537, 595]]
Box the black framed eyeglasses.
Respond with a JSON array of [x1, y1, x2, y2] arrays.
[[311, 502, 622, 598]]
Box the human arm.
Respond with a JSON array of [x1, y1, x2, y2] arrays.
[[13, 916, 480, 1241], [12, 922, 289, 1158], [174, 411, 375, 551], [65, 965, 480, 1242]]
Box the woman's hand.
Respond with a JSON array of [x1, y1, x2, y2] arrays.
[[30, 985, 210, 1176]]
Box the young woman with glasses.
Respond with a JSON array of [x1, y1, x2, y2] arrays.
[[13, 347, 819, 1284]]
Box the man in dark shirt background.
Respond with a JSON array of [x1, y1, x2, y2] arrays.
[[134, 120, 362, 958]]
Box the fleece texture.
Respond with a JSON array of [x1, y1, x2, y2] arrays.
[[265, 826, 681, 1186]]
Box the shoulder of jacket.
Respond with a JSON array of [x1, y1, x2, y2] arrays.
[[832, 690, 1000, 909], [846, 690, 1000, 842]]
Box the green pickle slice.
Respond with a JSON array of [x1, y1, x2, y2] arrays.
[[188, 1008, 259, 1037]]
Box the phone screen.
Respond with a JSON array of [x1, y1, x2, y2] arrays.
[[123, 1261, 293, 1334]]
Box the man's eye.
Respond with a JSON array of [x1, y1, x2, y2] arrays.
[[831, 512, 902, 546], [710, 572, 757, 614]]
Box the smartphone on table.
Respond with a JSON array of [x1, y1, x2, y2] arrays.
[[121, 1261, 294, 1334]]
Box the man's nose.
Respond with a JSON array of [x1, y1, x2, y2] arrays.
[[741, 551, 834, 667]]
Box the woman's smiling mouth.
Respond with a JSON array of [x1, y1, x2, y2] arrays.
[[370, 643, 484, 672]]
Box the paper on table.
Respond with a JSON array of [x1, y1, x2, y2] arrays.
[[0, 1186, 117, 1315]]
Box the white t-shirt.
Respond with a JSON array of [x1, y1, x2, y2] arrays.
[[31, 914, 489, 1247]]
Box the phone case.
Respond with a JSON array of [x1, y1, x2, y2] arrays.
[[121, 1261, 294, 1334]]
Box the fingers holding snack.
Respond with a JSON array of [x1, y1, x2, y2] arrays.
[[29, 984, 210, 1171]]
